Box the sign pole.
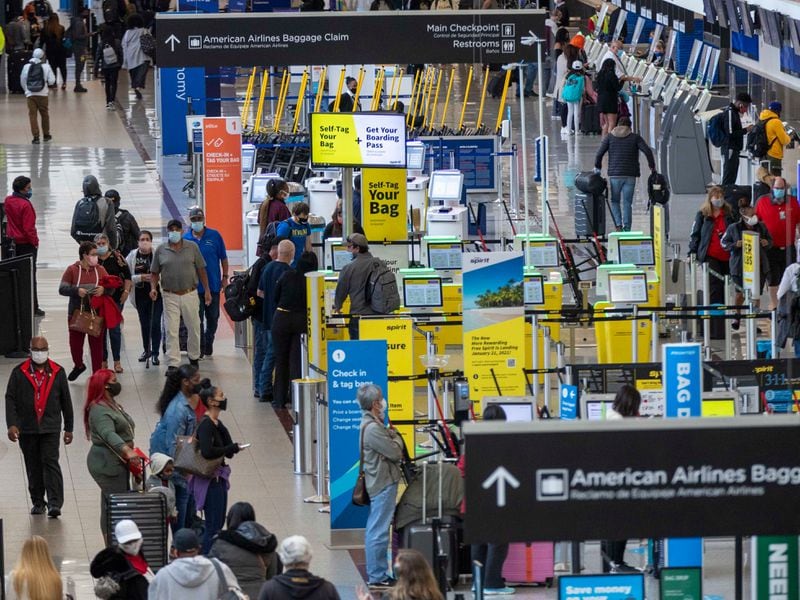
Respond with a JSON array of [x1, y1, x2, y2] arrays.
[[342, 167, 353, 240]]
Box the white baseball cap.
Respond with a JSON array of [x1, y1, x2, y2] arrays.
[[115, 520, 142, 544]]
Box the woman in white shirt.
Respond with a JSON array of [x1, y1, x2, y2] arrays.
[[5, 536, 71, 600], [121, 13, 150, 99]]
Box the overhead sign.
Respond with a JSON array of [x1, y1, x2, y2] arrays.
[[463, 417, 800, 543], [662, 343, 702, 418], [361, 168, 408, 241], [154, 11, 546, 68], [558, 574, 645, 600], [310, 113, 406, 169]]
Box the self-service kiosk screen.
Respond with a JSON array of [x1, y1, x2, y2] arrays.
[[407, 145, 426, 171], [702, 398, 737, 417], [427, 242, 463, 271], [618, 238, 655, 266], [608, 272, 648, 304], [585, 399, 614, 420], [403, 278, 443, 308], [242, 146, 256, 175], [249, 176, 270, 204], [331, 245, 353, 272], [429, 172, 464, 202], [524, 276, 545, 306], [522, 241, 559, 268], [495, 403, 534, 422]]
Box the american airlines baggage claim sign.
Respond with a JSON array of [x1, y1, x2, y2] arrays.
[[463, 417, 800, 543], [155, 11, 546, 68]]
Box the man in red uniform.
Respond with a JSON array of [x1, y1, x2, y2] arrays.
[[755, 177, 800, 310], [4, 176, 44, 316]]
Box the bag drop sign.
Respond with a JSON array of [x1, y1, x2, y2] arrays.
[[662, 343, 702, 418]]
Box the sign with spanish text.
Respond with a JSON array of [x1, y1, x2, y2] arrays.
[[660, 567, 702, 599], [361, 168, 408, 242], [202, 117, 242, 250], [310, 113, 406, 169]]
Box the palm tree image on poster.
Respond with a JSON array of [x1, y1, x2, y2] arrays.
[[473, 279, 524, 308]]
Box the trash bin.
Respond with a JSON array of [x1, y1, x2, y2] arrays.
[[291, 378, 325, 475]]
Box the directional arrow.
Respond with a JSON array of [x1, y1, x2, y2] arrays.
[[165, 34, 181, 52], [481, 466, 520, 508]]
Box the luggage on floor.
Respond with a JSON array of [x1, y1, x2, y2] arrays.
[[575, 171, 607, 196], [487, 73, 505, 99], [106, 491, 169, 571], [8, 50, 32, 94], [574, 191, 607, 237], [580, 102, 601, 135], [501, 542, 555, 585]]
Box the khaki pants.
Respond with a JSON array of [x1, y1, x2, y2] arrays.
[[162, 290, 201, 367], [27, 96, 50, 138]]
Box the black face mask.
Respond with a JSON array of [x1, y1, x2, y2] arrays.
[[106, 382, 122, 397], [298, 217, 309, 224], [191, 383, 203, 395], [215, 398, 228, 411]]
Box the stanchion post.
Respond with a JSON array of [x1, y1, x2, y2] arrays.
[[689, 256, 697, 340], [300, 333, 309, 379], [771, 309, 778, 360], [304, 389, 330, 505], [745, 290, 756, 360], [531, 314, 539, 399], [631, 305, 638, 363], [724, 275, 732, 361], [342, 167, 354, 240], [543, 326, 551, 410], [702, 262, 710, 354], [650, 311, 658, 362]]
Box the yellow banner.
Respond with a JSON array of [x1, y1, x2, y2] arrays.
[[742, 230, 759, 294], [362, 168, 408, 242], [310, 112, 406, 168]]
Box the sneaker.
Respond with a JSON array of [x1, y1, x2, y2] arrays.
[[731, 319, 740, 331], [485, 587, 516, 595], [67, 365, 86, 382], [260, 393, 273, 404], [367, 578, 396, 590], [134, 89, 143, 100], [611, 562, 639, 573], [32, 137, 40, 144], [74, 86, 88, 93], [139, 351, 150, 362], [47, 507, 61, 518], [204, 341, 213, 357], [34, 308, 45, 317], [106, 102, 116, 110], [150, 356, 160, 366], [189, 359, 199, 367], [43, 135, 52, 142], [560, 127, 569, 135], [554, 562, 569, 572], [31, 504, 46, 515]]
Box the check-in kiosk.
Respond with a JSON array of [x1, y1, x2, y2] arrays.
[[323, 237, 354, 273], [701, 391, 741, 417], [306, 176, 340, 222], [242, 144, 256, 182], [580, 393, 616, 420], [513, 234, 560, 270], [482, 397, 537, 421], [403, 275, 443, 312], [594, 268, 653, 363], [523, 267, 563, 372], [422, 235, 463, 282], [406, 142, 429, 226], [426, 170, 468, 239]]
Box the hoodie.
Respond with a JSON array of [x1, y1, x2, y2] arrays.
[[148, 556, 241, 600], [594, 125, 656, 178], [20, 48, 55, 97], [257, 569, 340, 600], [208, 521, 279, 598], [72, 175, 117, 247], [758, 109, 791, 160]]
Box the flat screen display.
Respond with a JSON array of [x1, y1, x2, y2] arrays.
[[618, 238, 655, 266], [495, 403, 534, 422], [427, 242, 462, 271], [608, 272, 648, 304], [407, 144, 426, 171], [403, 278, 443, 308], [330, 244, 352, 272], [249, 175, 270, 204], [585, 400, 614, 420], [310, 112, 407, 168], [242, 145, 256, 175], [428, 172, 464, 202], [522, 240, 559, 268], [702, 398, 737, 417], [524, 275, 545, 306]]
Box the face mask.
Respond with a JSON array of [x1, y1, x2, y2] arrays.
[[711, 198, 724, 208], [24, 190, 32, 199], [214, 398, 228, 411], [745, 215, 759, 226], [774, 189, 786, 201], [30, 350, 48, 365], [191, 383, 203, 394], [87, 255, 99, 267], [97, 245, 109, 256], [617, 49, 624, 57], [190, 221, 204, 233], [138, 240, 152, 252], [106, 381, 122, 397], [377, 402, 386, 421], [168, 231, 182, 244], [298, 217, 309, 224], [121, 539, 143, 556]]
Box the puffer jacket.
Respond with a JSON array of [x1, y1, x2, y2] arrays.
[[208, 521, 279, 599], [758, 109, 791, 160], [689, 210, 735, 263], [720, 219, 772, 281], [594, 125, 656, 178]]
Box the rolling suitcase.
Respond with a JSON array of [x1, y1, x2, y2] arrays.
[[106, 491, 169, 571], [487, 74, 505, 99], [501, 541, 555, 586], [7, 50, 32, 94], [574, 191, 606, 237], [580, 102, 601, 135]]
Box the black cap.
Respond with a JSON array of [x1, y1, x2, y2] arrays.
[[172, 528, 200, 552], [167, 219, 183, 231]]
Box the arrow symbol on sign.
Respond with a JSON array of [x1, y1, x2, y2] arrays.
[[165, 34, 181, 52], [482, 466, 520, 508]]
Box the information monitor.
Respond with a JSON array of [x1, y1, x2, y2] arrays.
[[427, 242, 463, 271], [403, 277, 443, 308]]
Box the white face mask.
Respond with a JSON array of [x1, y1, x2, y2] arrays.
[[711, 198, 724, 208], [377, 402, 387, 422], [745, 215, 759, 226], [121, 539, 143, 556], [30, 350, 48, 365]]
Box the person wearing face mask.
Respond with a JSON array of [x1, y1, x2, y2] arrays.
[[722, 197, 772, 329], [756, 177, 800, 310], [333, 233, 375, 340], [84, 369, 141, 542], [322, 199, 364, 241], [184, 206, 229, 358], [651, 40, 665, 67], [105, 189, 141, 257], [59, 241, 109, 380], [5, 336, 73, 518], [258, 178, 292, 237], [150, 218, 211, 370], [4, 176, 44, 316], [90, 519, 151, 600], [337, 76, 362, 112], [149, 364, 202, 533], [720, 92, 753, 186], [126, 230, 162, 366], [276, 202, 312, 268], [358, 384, 404, 589], [689, 187, 735, 312], [94, 232, 132, 373], [191, 385, 245, 554]]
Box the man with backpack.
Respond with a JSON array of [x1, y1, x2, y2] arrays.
[[105, 189, 140, 256], [719, 92, 753, 186], [70, 175, 117, 248], [20, 48, 55, 145], [754, 101, 790, 176]]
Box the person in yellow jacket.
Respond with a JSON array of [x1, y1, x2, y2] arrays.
[[760, 101, 791, 176]]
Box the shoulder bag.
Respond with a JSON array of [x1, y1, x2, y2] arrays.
[[174, 431, 224, 477], [352, 422, 372, 506], [211, 558, 247, 600], [69, 270, 104, 336]]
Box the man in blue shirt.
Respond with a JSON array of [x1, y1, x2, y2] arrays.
[[257, 239, 294, 406], [185, 206, 229, 358], [276, 202, 311, 268]]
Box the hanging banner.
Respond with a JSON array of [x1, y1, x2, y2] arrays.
[[202, 117, 243, 251], [160, 67, 206, 156], [463, 252, 525, 411], [751, 536, 799, 600], [327, 340, 388, 532], [660, 567, 702, 600], [742, 230, 760, 295], [310, 112, 407, 169], [361, 168, 408, 242]]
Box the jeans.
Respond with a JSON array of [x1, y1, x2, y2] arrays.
[[259, 329, 275, 397], [609, 176, 637, 231], [472, 543, 510, 589], [19, 432, 63, 509], [252, 319, 267, 396], [365, 482, 398, 583], [721, 146, 739, 186], [103, 301, 123, 362], [202, 477, 228, 554], [565, 101, 580, 133], [794, 339, 800, 358], [135, 287, 163, 356], [523, 63, 537, 94], [171, 472, 195, 534], [103, 67, 120, 104], [198, 291, 220, 353]]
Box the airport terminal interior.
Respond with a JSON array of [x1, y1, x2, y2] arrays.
[[1, 0, 800, 598]]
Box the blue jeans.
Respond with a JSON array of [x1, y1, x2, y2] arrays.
[[198, 291, 221, 352], [260, 329, 275, 397], [523, 63, 537, 94], [103, 301, 123, 361], [252, 319, 266, 396], [202, 477, 228, 554], [171, 473, 195, 534], [609, 176, 637, 231], [365, 482, 398, 583]]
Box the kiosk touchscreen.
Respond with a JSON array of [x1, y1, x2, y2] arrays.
[[580, 394, 616, 420], [701, 391, 739, 417], [515, 235, 559, 268], [242, 144, 256, 178], [248, 173, 281, 205], [428, 170, 464, 206], [403, 277, 443, 308], [524, 274, 545, 306], [427, 241, 463, 271], [617, 237, 655, 266], [483, 397, 536, 421], [330, 242, 353, 272], [406, 142, 426, 173], [608, 271, 649, 304]]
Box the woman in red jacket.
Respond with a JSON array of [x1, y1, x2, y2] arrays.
[[4, 176, 43, 316]]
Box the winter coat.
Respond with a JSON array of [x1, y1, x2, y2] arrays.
[[688, 210, 735, 264], [3, 192, 39, 246], [758, 108, 791, 160], [89, 547, 149, 600], [257, 569, 340, 600], [208, 521, 279, 599], [594, 125, 656, 178], [720, 219, 772, 281], [5, 359, 72, 435]]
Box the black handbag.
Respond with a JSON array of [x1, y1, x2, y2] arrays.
[[352, 423, 372, 506]]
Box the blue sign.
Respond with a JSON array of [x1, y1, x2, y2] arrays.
[[662, 343, 702, 418], [664, 537, 703, 568], [160, 67, 206, 156], [327, 340, 388, 531], [192, 123, 203, 154], [558, 573, 645, 600], [559, 383, 578, 420]]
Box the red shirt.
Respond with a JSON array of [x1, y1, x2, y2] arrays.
[[706, 212, 730, 262], [755, 194, 800, 248], [3, 193, 39, 246]]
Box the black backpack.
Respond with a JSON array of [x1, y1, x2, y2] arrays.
[[365, 259, 401, 314], [71, 197, 102, 242], [27, 63, 45, 93], [746, 117, 777, 159], [223, 269, 257, 322], [115, 209, 139, 255], [647, 171, 670, 206]]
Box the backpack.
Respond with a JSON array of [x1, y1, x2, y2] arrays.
[[26, 63, 45, 92], [102, 0, 119, 23], [647, 171, 670, 206], [256, 215, 282, 257], [102, 44, 118, 67], [71, 197, 102, 242], [561, 73, 585, 103], [706, 109, 729, 148], [746, 117, 776, 159], [223, 269, 257, 322], [365, 259, 401, 314], [140, 30, 156, 60], [115, 209, 139, 255]]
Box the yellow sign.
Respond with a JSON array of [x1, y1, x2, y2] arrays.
[[652, 204, 665, 304], [309, 112, 406, 168], [742, 230, 760, 294], [362, 168, 408, 242]]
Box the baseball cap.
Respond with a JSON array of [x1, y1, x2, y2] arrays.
[[188, 206, 205, 221], [167, 219, 183, 231], [571, 60, 583, 71], [172, 528, 200, 552], [769, 101, 782, 113], [570, 33, 585, 49], [115, 520, 142, 544], [346, 233, 368, 249]]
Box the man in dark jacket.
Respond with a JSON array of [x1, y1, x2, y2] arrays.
[[70, 174, 117, 247], [5, 336, 73, 517], [258, 535, 340, 600], [721, 92, 753, 186], [4, 175, 44, 316], [594, 116, 656, 231], [333, 233, 375, 340], [105, 189, 140, 256]]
